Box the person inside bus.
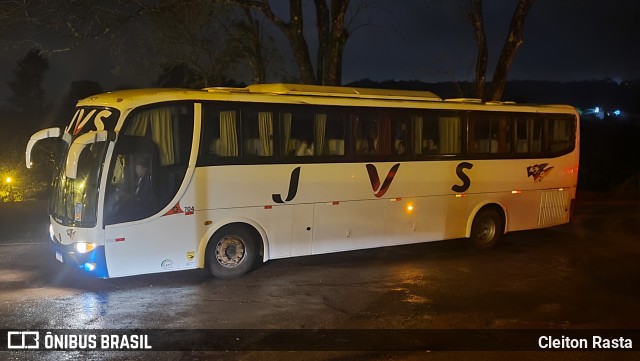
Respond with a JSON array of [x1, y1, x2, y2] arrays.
[[424, 138, 438, 154], [133, 158, 152, 202]]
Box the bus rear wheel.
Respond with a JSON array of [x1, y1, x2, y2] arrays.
[[470, 208, 503, 250], [206, 225, 260, 278]]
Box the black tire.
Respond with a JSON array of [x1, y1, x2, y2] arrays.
[[206, 225, 260, 278], [470, 208, 503, 250]]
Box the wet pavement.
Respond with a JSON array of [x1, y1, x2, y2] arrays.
[[0, 192, 639, 360]]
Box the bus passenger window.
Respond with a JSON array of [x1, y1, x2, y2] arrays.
[[353, 113, 379, 155], [323, 112, 345, 156], [280, 110, 341, 157], [515, 117, 543, 154], [202, 107, 239, 157], [470, 117, 495, 153], [413, 112, 461, 156], [546, 116, 575, 153], [243, 111, 273, 157], [392, 116, 408, 155], [469, 113, 510, 154], [281, 112, 314, 156], [438, 115, 460, 154]]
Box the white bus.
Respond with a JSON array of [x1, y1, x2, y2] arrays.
[[26, 84, 579, 278]]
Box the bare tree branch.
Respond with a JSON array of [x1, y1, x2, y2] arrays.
[[463, 0, 488, 99], [489, 0, 536, 101]]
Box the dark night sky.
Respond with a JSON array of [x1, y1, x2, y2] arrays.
[[1, 0, 639, 104]]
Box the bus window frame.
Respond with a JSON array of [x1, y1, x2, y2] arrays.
[[196, 101, 578, 166]]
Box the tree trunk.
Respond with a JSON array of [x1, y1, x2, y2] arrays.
[[242, 7, 267, 84], [283, 0, 316, 84], [314, 0, 330, 84], [322, 0, 349, 86], [245, 0, 316, 84], [488, 0, 536, 101], [467, 0, 488, 99], [241, 0, 350, 86]]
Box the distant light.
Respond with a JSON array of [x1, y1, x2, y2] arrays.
[[5, 177, 11, 184], [613, 109, 621, 116], [594, 106, 600, 113]]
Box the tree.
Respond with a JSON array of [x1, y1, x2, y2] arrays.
[[0, 1, 27, 42], [4, 48, 51, 147], [239, 0, 352, 86], [6, 48, 50, 115], [465, 0, 488, 100], [155, 63, 204, 88], [464, 0, 536, 101], [226, 7, 273, 84], [119, 0, 276, 87]]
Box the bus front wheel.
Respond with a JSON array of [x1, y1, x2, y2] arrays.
[[470, 208, 503, 250], [206, 225, 260, 278]]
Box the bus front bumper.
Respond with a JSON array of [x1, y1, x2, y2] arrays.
[[50, 236, 109, 278]]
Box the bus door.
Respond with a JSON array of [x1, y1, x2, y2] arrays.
[[102, 103, 198, 277]]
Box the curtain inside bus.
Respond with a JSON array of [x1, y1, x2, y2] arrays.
[[220, 111, 238, 156], [258, 112, 273, 156], [314, 113, 327, 155], [439, 116, 461, 154], [125, 107, 176, 165]]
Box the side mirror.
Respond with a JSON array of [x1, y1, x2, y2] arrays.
[[25, 127, 64, 168]]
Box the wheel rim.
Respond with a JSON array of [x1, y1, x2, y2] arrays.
[[475, 217, 496, 244], [215, 235, 246, 268]]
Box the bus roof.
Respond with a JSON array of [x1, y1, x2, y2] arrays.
[[76, 84, 577, 113], [205, 83, 443, 102]]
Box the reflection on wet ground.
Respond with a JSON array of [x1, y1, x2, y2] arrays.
[[0, 194, 639, 359]]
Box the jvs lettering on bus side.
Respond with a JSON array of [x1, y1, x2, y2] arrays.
[[451, 162, 474, 193], [366, 163, 401, 198], [272, 166, 301, 203], [65, 108, 113, 135], [273, 162, 474, 204]]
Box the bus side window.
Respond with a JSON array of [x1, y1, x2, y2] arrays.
[[546, 115, 575, 154], [469, 112, 511, 154], [202, 107, 239, 157], [353, 113, 379, 155], [281, 111, 313, 156], [437, 114, 461, 154], [389, 113, 407, 155], [280, 109, 338, 157], [515, 117, 543, 154], [243, 111, 274, 157], [324, 111, 345, 156], [413, 111, 460, 156]]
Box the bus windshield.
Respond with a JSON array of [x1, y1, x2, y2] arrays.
[[50, 142, 107, 227], [49, 106, 120, 227]]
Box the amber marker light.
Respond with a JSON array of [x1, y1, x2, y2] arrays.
[[405, 203, 415, 214]]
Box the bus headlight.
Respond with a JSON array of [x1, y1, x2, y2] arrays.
[[75, 242, 96, 254]]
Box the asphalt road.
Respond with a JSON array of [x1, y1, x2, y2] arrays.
[[0, 192, 639, 360]]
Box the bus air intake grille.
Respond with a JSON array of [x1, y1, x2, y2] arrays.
[[538, 190, 570, 228]]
